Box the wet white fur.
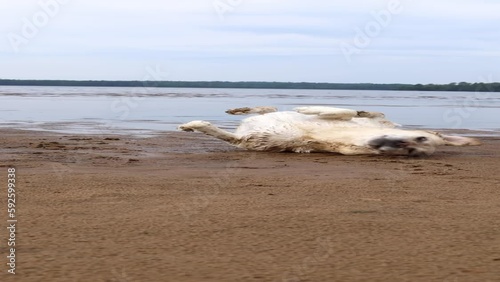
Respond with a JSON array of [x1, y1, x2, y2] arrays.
[[179, 106, 480, 155]]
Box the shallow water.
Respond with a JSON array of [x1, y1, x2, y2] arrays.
[[0, 86, 499, 136]]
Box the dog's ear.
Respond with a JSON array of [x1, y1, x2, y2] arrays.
[[441, 135, 481, 146]]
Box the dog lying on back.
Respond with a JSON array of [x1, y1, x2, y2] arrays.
[[179, 106, 480, 156]]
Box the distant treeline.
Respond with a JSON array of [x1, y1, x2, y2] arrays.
[[0, 79, 499, 92]]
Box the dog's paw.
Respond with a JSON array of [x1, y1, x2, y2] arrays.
[[178, 121, 211, 132]]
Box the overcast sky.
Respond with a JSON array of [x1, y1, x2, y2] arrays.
[[1, 0, 499, 83]]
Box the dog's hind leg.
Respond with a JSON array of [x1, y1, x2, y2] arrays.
[[178, 121, 240, 144], [294, 106, 358, 120], [225, 106, 277, 115]]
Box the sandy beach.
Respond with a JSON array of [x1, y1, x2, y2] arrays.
[[1, 128, 499, 282]]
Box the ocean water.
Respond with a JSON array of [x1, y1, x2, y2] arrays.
[[0, 86, 499, 136]]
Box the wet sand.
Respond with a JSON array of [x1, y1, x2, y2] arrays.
[[1, 128, 499, 282]]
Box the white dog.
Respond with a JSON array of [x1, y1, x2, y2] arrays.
[[179, 106, 480, 156]]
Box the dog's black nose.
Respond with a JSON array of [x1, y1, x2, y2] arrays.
[[368, 136, 409, 150], [415, 136, 428, 143]]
